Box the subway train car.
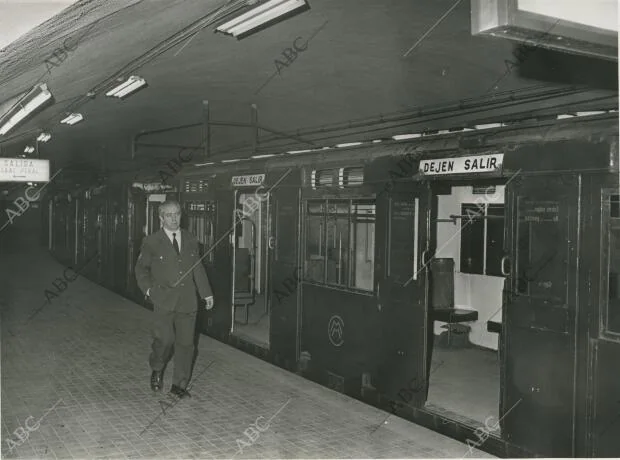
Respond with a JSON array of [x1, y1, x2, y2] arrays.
[[46, 111, 619, 458]]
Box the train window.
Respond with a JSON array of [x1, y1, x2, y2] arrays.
[[460, 203, 505, 276], [185, 201, 217, 264], [304, 198, 375, 292], [516, 200, 564, 301], [350, 201, 375, 290], [315, 170, 335, 188], [460, 204, 485, 274], [486, 204, 505, 276], [325, 201, 350, 286], [342, 167, 364, 187], [603, 193, 620, 338], [305, 201, 325, 283], [606, 225, 620, 334], [611, 194, 619, 218]]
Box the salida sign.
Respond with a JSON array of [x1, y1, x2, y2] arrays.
[[0, 158, 50, 182]]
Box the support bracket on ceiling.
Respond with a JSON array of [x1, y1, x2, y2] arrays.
[[131, 101, 317, 161]]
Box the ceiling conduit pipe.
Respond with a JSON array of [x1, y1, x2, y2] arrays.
[[217, 85, 588, 153]]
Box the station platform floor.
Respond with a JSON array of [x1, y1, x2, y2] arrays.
[[0, 227, 494, 459]]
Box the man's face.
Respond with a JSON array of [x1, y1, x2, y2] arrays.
[[159, 204, 181, 232]]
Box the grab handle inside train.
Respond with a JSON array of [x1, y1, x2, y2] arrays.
[[501, 255, 510, 277]]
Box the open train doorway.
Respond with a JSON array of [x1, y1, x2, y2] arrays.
[[424, 180, 506, 431], [230, 189, 272, 349]]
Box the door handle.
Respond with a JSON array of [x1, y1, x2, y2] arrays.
[[501, 256, 510, 276], [376, 282, 382, 311], [421, 249, 430, 268]]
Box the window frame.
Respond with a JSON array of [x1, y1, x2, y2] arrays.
[[302, 196, 376, 294], [184, 200, 217, 265], [459, 202, 506, 277], [600, 188, 620, 342]]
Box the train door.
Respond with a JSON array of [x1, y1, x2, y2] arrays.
[[270, 182, 301, 369], [95, 201, 105, 283], [146, 194, 166, 234], [591, 187, 620, 457], [127, 189, 146, 301], [48, 199, 53, 250], [230, 187, 272, 349], [183, 198, 217, 334], [111, 198, 128, 292], [503, 173, 580, 456], [424, 180, 506, 430], [378, 182, 432, 410]]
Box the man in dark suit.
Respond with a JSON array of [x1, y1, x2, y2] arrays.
[[135, 199, 214, 398]]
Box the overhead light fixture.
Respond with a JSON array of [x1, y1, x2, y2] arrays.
[[336, 142, 363, 148], [216, 0, 310, 39], [0, 84, 53, 136], [24, 145, 35, 153], [105, 76, 147, 99], [37, 132, 51, 142], [287, 149, 313, 154], [392, 134, 421, 140], [60, 113, 83, 125]]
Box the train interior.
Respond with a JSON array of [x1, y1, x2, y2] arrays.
[[231, 191, 271, 348], [425, 182, 505, 430]]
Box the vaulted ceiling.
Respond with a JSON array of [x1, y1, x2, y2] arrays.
[[0, 0, 617, 185]]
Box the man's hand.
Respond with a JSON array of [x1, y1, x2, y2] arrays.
[[205, 296, 214, 310]]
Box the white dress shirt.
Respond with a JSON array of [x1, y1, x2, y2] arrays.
[[163, 228, 181, 252]]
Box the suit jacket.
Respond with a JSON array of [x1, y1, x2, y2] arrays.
[[135, 228, 213, 312]]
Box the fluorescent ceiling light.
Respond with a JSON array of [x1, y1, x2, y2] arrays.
[[287, 149, 313, 154], [251, 154, 276, 158], [106, 76, 147, 99], [474, 123, 502, 130], [336, 142, 363, 148], [37, 132, 51, 142], [60, 113, 83, 125], [576, 111, 606, 116], [216, 0, 310, 39], [24, 146, 35, 153], [392, 134, 421, 140], [222, 159, 241, 163], [195, 162, 215, 166], [0, 84, 53, 136]]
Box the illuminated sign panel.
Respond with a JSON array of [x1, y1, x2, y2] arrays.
[[0, 158, 50, 182], [231, 174, 265, 186], [419, 154, 504, 176], [471, 0, 617, 60], [518, 0, 617, 32]]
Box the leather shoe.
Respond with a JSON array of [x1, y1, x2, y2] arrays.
[[170, 384, 191, 399], [150, 371, 163, 392]]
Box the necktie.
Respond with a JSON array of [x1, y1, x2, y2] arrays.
[[172, 233, 180, 255]]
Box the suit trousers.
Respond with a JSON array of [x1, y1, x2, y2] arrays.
[[149, 307, 197, 389]]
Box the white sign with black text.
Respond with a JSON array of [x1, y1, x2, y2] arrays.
[[231, 174, 265, 187], [0, 158, 50, 182], [419, 154, 504, 176]]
